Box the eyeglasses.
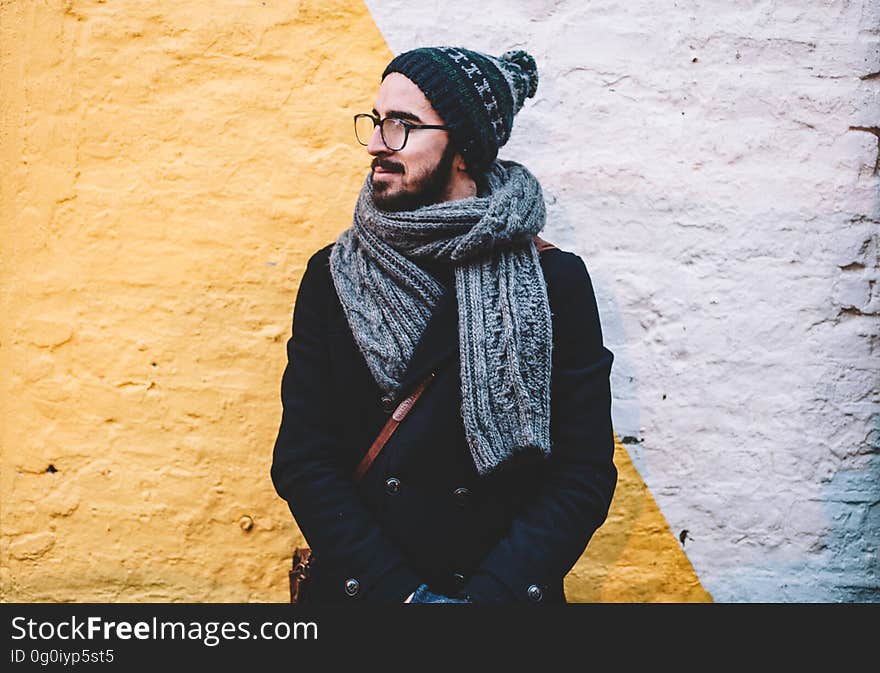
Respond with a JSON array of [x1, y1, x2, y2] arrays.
[[354, 113, 451, 151]]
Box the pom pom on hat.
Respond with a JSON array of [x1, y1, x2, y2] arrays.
[[501, 49, 539, 100]]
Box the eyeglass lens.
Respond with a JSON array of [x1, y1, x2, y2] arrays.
[[355, 116, 407, 151]]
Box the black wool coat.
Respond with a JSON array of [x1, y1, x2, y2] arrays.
[[271, 242, 617, 604]]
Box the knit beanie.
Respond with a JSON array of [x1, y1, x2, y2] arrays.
[[381, 46, 539, 174]]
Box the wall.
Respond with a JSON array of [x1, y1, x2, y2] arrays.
[[1, 0, 874, 602]]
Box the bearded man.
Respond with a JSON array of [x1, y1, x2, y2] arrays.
[[271, 46, 617, 604]]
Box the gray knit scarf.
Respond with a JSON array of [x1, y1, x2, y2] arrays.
[[329, 159, 552, 476]]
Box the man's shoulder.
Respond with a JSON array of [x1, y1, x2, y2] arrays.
[[294, 243, 338, 305], [307, 242, 335, 269], [537, 244, 593, 287]]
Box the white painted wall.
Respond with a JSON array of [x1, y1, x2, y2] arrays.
[[365, 0, 879, 602]]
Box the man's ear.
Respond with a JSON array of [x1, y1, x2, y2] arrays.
[[453, 152, 468, 173]]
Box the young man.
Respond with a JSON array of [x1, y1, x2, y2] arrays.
[[271, 47, 617, 603]]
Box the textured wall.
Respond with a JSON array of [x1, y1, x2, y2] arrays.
[[1, 0, 874, 604], [365, 0, 880, 601], [1, 0, 708, 603]]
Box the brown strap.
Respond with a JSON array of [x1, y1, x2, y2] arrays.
[[353, 371, 437, 483], [289, 547, 313, 604], [532, 234, 557, 252]]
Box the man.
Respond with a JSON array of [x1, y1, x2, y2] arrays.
[[271, 46, 617, 603]]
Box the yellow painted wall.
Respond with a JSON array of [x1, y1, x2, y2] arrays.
[[1, 0, 709, 603], [568, 435, 711, 602]]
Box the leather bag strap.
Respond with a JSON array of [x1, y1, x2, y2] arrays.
[[353, 371, 436, 482], [532, 234, 557, 253]]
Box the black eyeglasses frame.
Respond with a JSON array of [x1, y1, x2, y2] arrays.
[[353, 113, 452, 151]]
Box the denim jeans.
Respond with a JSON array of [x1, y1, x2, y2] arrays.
[[409, 583, 471, 603]]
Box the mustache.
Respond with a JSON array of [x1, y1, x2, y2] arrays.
[[371, 158, 404, 173]]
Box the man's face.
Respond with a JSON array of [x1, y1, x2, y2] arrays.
[[367, 72, 457, 212]]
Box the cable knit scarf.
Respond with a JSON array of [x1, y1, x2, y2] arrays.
[[329, 159, 552, 476]]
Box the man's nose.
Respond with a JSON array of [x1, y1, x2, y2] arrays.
[[366, 125, 390, 156]]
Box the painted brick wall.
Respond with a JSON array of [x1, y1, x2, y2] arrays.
[[2, 0, 876, 603]]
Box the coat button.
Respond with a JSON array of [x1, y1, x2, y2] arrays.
[[527, 584, 543, 602], [385, 477, 401, 495], [380, 395, 395, 413], [453, 487, 471, 506], [344, 578, 360, 597], [452, 572, 466, 588]]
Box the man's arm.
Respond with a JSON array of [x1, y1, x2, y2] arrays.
[[462, 252, 617, 603], [271, 249, 421, 602]]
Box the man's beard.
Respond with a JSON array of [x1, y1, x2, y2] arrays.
[[371, 141, 458, 212]]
